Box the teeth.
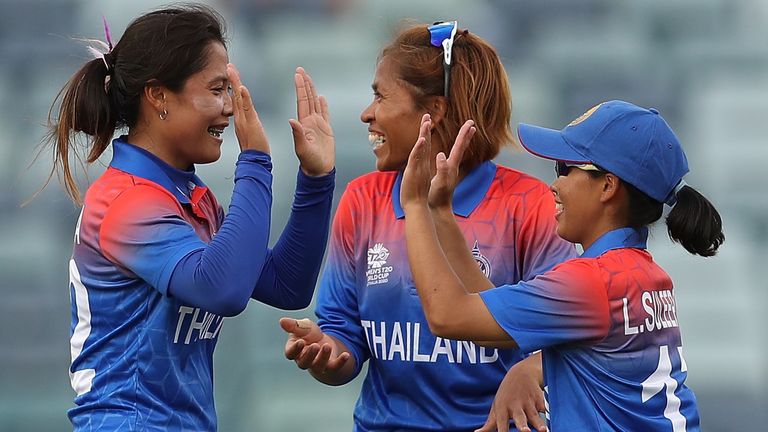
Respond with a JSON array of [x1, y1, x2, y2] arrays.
[[555, 203, 564, 212], [208, 127, 224, 138], [368, 133, 385, 149]]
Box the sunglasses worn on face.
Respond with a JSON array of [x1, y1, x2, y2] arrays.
[[555, 161, 605, 177], [428, 20, 458, 98]]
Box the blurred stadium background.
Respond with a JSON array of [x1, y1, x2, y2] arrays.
[[1, 0, 766, 430]]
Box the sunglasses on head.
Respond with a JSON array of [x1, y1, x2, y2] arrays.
[[555, 161, 605, 177], [428, 20, 458, 98]]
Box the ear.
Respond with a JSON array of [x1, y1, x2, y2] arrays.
[[599, 173, 621, 203], [425, 95, 448, 127], [143, 82, 167, 113]]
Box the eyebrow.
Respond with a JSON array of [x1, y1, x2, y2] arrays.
[[371, 82, 379, 92], [207, 74, 229, 86]]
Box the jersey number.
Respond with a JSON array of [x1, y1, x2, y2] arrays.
[[641, 345, 688, 432]]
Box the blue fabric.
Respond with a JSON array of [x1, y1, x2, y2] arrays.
[[392, 160, 496, 219], [110, 137, 205, 203], [317, 166, 576, 431], [518, 100, 689, 203], [481, 226, 701, 431], [68, 138, 335, 431], [169, 161, 335, 315]]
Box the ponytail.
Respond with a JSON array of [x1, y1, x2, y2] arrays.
[[45, 56, 117, 204], [666, 185, 724, 257], [40, 5, 226, 205]]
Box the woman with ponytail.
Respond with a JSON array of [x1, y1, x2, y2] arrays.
[[50, 5, 335, 430], [400, 100, 723, 431]]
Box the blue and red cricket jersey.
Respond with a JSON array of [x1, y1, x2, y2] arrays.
[[68, 137, 334, 430], [316, 161, 576, 431], [481, 227, 700, 431]]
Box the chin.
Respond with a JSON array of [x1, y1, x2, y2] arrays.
[[198, 151, 222, 165], [556, 225, 575, 243]]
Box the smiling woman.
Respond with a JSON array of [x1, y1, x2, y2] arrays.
[[44, 4, 336, 431], [279, 21, 575, 432], [400, 101, 725, 431]]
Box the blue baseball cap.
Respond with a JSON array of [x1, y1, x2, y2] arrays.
[[518, 100, 689, 204]]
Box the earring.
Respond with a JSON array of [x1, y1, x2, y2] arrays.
[[159, 108, 168, 120]]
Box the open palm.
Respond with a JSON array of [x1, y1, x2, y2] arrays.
[[290, 67, 335, 177]]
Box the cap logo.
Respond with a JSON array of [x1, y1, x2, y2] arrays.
[[568, 103, 604, 127]]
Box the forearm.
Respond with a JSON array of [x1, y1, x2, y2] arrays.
[[252, 169, 335, 309], [167, 151, 272, 316], [404, 204, 472, 330], [432, 207, 494, 293]]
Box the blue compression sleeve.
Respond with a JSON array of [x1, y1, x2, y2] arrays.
[[167, 151, 273, 317], [250, 167, 335, 309]]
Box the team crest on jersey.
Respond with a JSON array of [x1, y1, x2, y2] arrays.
[[367, 243, 393, 286], [472, 241, 492, 278]]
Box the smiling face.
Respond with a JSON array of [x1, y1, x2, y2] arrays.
[[158, 42, 233, 169], [550, 165, 608, 248], [360, 56, 426, 172]]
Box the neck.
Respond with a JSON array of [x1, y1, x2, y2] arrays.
[[127, 127, 189, 171], [580, 221, 628, 251]]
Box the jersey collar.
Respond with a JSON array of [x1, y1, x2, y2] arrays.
[[392, 161, 496, 219], [580, 227, 648, 258], [109, 136, 207, 205]]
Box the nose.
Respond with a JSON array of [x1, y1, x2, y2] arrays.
[[360, 101, 375, 124], [550, 177, 560, 195]]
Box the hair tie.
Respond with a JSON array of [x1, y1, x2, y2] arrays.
[[665, 179, 688, 206], [85, 16, 114, 74]]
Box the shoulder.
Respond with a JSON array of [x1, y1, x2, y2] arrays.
[[89, 168, 183, 221], [491, 165, 552, 199], [597, 248, 670, 284], [338, 171, 397, 209], [551, 257, 602, 279], [344, 171, 397, 195]]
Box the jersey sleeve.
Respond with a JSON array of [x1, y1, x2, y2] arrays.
[[100, 186, 206, 296], [517, 189, 577, 281], [479, 259, 611, 353], [315, 186, 369, 378], [250, 168, 335, 309]]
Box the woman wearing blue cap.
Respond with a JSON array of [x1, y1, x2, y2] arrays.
[[400, 100, 724, 431]]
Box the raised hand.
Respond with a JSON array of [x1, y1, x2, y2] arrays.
[[279, 317, 350, 375], [400, 114, 435, 211], [289, 67, 335, 176], [428, 119, 475, 210], [475, 353, 548, 432], [227, 63, 270, 154]]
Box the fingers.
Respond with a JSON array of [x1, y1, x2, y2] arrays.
[[511, 409, 531, 432], [419, 113, 432, 147], [475, 413, 496, 432], [319, 95, 330, 122], [293, 343, 322, 369], [278, 317, 314, 338], [447, 119, 476, 169], [240, 85, 257, 122], [294, 70, 310, 119], [227, 64, 245, 118], [288, 118, 304, 146], [284, 338, 305, 361], [295, 67, 322, 118], [326, 351, 351, 371], [300, 67, 322, 114]]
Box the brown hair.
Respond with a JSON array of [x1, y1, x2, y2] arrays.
[[381, 23, 515, 171], [43, 4, 226, 204]]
